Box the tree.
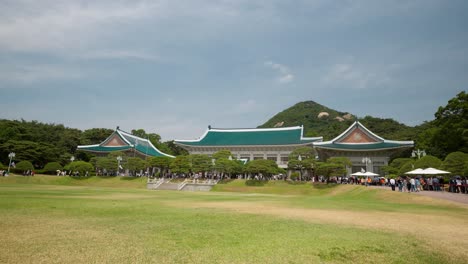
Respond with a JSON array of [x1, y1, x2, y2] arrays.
[[170, 156, 191, 175], [96, 157, 118, 173], [212, 150, 233, 160], [442, 152, 468, 176], [315, 159, 348, 180], [399, 161, 415, 175], [16, 160, 34, 171], [162, 141, 188, 156], [0, 140, 61, 168], [43, 162, 63, 174], [430, 91, 468, 157], [189, 154, 212, 176], [214, 158, 244, 178], [245, 159, 282, 178], [390, 158, 413, 169], [131, 129, 147, 139], [381, 165, 398, 176], [125, 157, 146, 175], [288, 147, 316, 180], [80, 128, 114, 145], [327, 157, 352, 169], [383, 157, 413, 177], [148, 156, 172, 177], [414, 155, 442, 169], [68, 161, 94, 176]]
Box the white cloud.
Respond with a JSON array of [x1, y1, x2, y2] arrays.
[[264, 61, 295, 83], [322, 63, 391, 90], [0, 0, 156, 53], [80, 50, 160, 61], [0, 64, 83, 85]]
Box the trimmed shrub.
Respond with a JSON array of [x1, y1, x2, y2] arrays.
[[68, 161, 94, 176], [290, 172, 300, 180], [43, 162, 63, 175], [15, 161, 34, 171]]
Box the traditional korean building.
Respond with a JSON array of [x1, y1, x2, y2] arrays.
[[313, 121, 413, 176], [174, 126, 322, 168], [77, 127, 174, 158]]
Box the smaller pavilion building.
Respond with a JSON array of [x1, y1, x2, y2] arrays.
[[77, 127, 174, 158], [313, 121, 414, 176], [174, 126, 322, 168]]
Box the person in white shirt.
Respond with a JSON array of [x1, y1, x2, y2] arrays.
[[390, 178, 396, 191]]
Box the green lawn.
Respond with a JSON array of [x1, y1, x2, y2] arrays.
[[1, 176, 467, 263]]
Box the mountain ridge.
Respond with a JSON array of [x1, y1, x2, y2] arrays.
[[258, 101, 417, 141]]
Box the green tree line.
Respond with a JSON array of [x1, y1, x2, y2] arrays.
[[0, 92, 466, 173]]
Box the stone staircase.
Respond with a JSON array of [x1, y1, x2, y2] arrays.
[[147, 178, 218, 191]]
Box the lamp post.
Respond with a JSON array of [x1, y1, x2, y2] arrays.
[[7, 152, 15, 175], [297, 155, 303, 181], [116, 156, 122, 176], [362, 157, 372, 186], [362, 157, 372, 172], [70, 156, 75, 163], [411, 149, 426, 159]]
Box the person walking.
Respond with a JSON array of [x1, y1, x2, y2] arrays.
[[397, 178, 403, 192], [410, 177, 416, 192], [390, 178, 396, 191]]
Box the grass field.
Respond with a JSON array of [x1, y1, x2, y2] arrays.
[[1, 175, 467, 263]]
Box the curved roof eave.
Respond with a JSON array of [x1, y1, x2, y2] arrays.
[[174, 142, 316, 148]]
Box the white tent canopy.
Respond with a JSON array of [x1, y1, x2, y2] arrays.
[[423, 167, 450, 175], [405, 167, 450, 175], [351, 172, 366, 176], [363, 171, 379, 177], [405, 168, 426, 175]]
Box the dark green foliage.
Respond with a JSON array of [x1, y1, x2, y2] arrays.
[[125, 157, 146, 172], [316, 161, 347, 178], [399, 161, 415, 175], [162, 140, 188, 156], [259, 101, 355, 140], [432, 91, 468, 156], [414, 155, 442, 169], [170, 155, 191, 174], [80, 128, 114, 145], [259, 101, 416, 141], [212, 149, 233, 160], [15, 160, 34, 171], [68, 161, 94, 175], [148, 156, 172, 176], [442, 152, 468, 176], [260, 93, 467, 159], [43, 162, 63, 174], [189, 154, 212, 174], [245, 159, 283, 176]]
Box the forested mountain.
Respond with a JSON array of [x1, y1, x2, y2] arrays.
[[258, 101, 417, 141], [259, 91, 467, 158]]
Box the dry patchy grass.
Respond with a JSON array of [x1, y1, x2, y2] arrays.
[[169, 200, 468, 261]]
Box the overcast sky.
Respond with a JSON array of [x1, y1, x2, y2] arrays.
[[1, 0, 466, 140]]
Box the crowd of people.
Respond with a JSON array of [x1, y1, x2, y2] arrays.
[[385, 176, 468, 194]]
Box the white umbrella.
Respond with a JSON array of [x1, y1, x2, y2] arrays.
[[405, 168, 425, 175], [363, 171, 379, 177], [351, 172, 366, 176], [423, 167, 450, 175]]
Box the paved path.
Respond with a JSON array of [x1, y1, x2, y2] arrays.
[[369, 185, 468, 205]]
